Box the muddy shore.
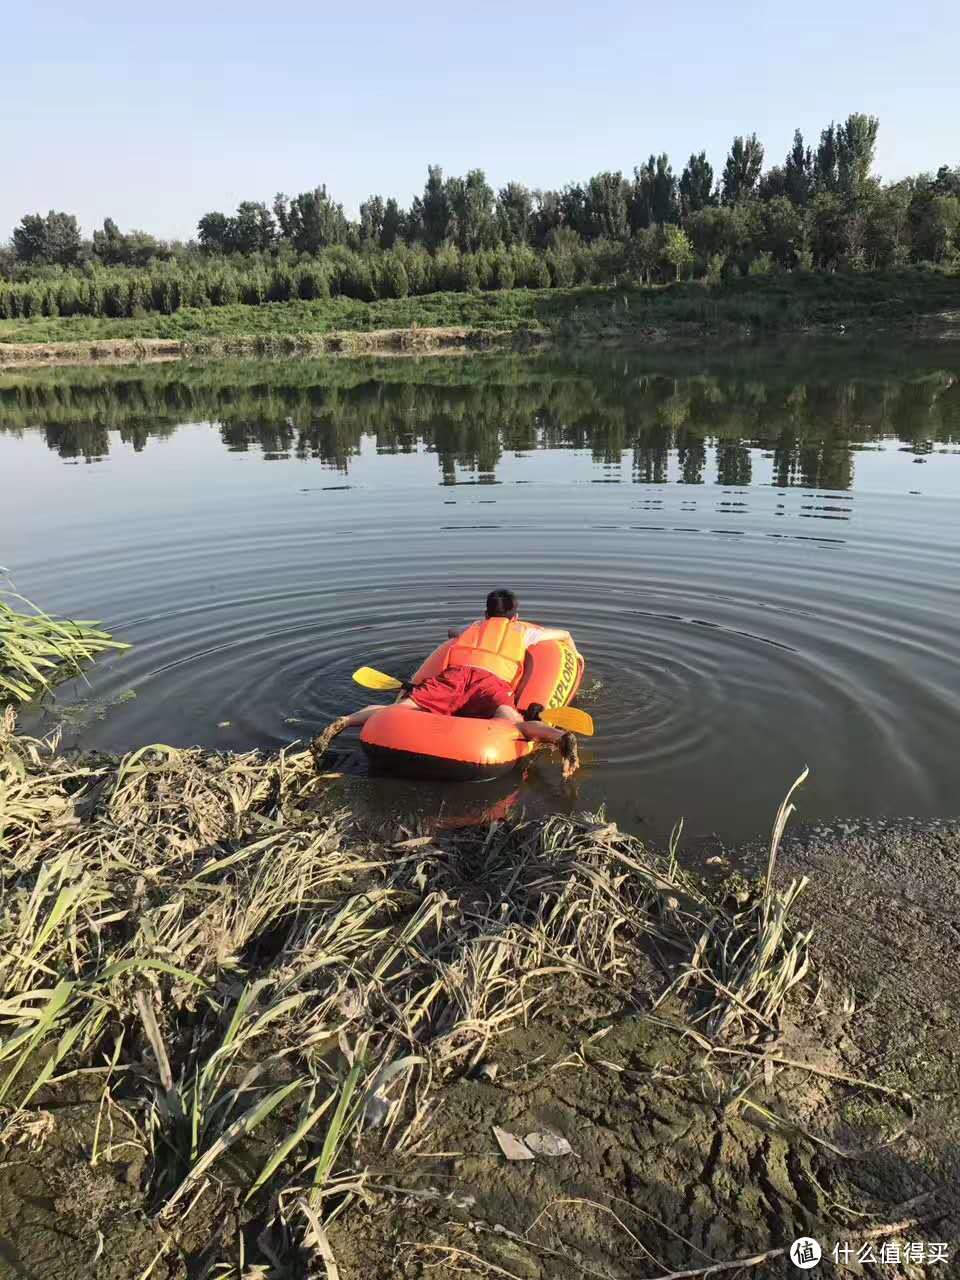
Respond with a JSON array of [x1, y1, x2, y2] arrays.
[[1, 712, 957, 1280], [322, 817, 960, 1279], [758, 817, 960, 1241], [0, 326, 527, 369]]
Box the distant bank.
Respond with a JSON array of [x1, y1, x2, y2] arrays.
[[1, 272, 959, 367]]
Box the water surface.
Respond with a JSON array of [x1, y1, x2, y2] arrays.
[[2, 343, 959, 841]]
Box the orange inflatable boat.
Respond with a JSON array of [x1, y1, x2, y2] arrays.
[[360, 636, 584, 781]]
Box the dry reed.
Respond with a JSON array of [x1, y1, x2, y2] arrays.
[[0, 712, 820, 1274]]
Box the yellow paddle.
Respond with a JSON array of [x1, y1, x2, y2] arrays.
[[351, 666, 594, 736]]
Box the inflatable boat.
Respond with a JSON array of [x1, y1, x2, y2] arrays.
[[360, 635, 584, 781]]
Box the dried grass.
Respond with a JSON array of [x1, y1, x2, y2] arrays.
[[0, 712, 819, 1273]]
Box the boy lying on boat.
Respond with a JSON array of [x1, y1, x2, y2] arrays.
[[310, 589, 581, 778]]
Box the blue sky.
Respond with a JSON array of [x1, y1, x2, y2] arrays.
[[5, 0, 958, 241]]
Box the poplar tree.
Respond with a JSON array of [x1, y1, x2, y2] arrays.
[[496, 182, 534, 245], [359, 195, 386, 245], [784, 129, 813, 205], [722, 135, 764, 204], [380, 198, 403, 249], [585, 172, 630, 240], [447, 169, 495, 252], [414, 166, 453, 250], [679, 153, 715, 216], [814, 124, 839, 193], [836, 113, 879, 203]]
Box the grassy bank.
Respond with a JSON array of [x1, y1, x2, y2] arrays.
[[0, 326, 516, 369], [1, 269, 959, 363], [1, 712, 955, 1277]]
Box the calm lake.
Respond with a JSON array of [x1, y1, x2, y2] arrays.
[[2, 342, 959, 842]]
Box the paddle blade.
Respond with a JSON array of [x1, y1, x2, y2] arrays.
[[352, 666, 404, 692], [541, 706, 594, 736]]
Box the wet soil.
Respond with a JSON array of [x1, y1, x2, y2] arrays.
[[764, 820, 960, 1237], [1, 819, 957, 1279], [322, 819, 960, 1279]]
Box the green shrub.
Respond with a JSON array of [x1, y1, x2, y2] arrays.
[[459, 256, 479, 291], [103, 279, 126, 317], [748, 251, 775, 277], [268, 267, 296, 302], [128, 276, 148, 314], [431, 247, 462, 293], [377, 256, 409, 299], [295, 263, 329, 301], [492, 253, 515, 290], [339, 257, 376, 301], [705, 253, 727, 285], [396, 246, 430, 295], [20, 287, 42, 318], [546, 250, 575, 287], [209, 271, 239, 307], [240, 271, 267, 305], [510, 245, 541, 288], [184, 273, 210, 307]]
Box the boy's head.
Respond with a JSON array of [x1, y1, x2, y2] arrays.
[[486, 588, 519, 619]]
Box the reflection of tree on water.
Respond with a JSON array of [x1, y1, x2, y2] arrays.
[[293, 419, 362, 471], [220, 419, 297, 458], [891, 375, 960, 443], [118, 423, 174, 453], [501, 419, 539, 455], [633, 425, 672, 485], [539, 410, 630, 463], [43, 424, 111, 461], [772, 432, 855, 490], [40, 419, 177, 460], [424, 415, 504, 482], [677, 430, 707, 484], [716, 442, 752, 487], [6, 358, 960, 488]]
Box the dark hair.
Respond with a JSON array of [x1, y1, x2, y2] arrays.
[[486, 588, 519, 618]]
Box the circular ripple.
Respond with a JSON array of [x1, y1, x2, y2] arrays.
[[10, 448, 960, 841]]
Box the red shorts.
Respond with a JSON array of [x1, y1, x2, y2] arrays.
[[410, 666, 515, 718]]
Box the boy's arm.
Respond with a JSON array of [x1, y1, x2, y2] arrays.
[[527, 625, 579, 651], [447, 624, 467, 638]]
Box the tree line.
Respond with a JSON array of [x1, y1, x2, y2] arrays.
[[2, 114, 959, 322]]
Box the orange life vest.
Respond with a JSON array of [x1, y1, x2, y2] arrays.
[[446, 617, 530, 686]]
